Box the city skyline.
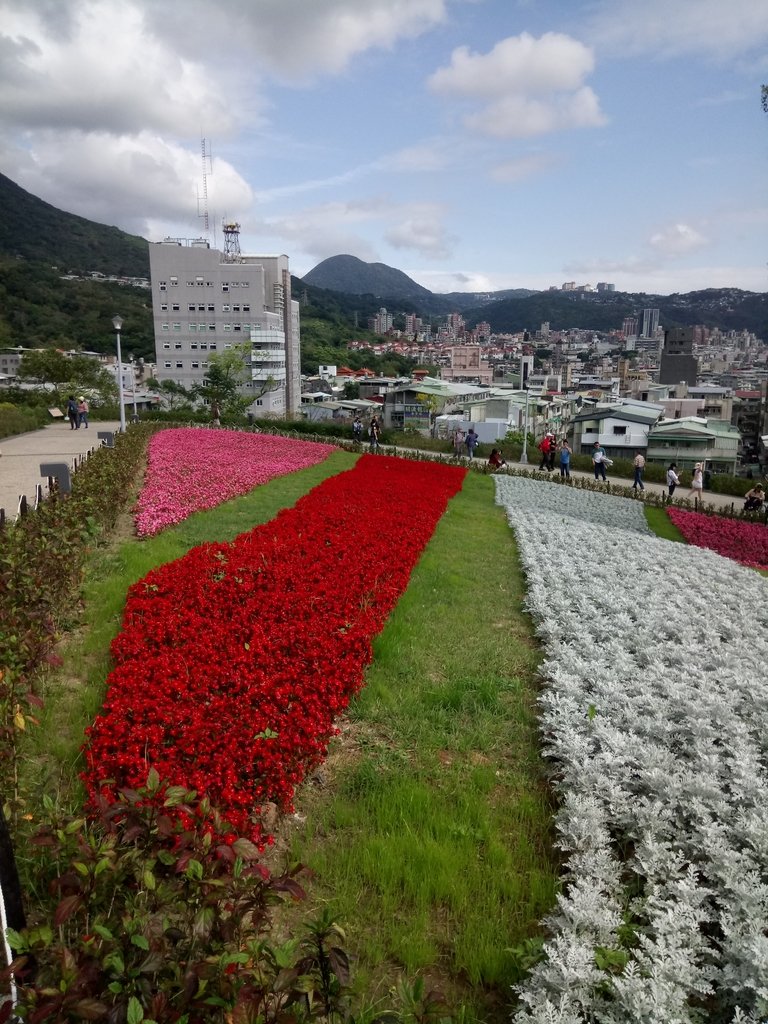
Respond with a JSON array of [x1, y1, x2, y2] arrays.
[[1, 0, 766, 296]]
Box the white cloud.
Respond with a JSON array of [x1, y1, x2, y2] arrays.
[[429, 32, 596, 97], [385, 215, 455, 258], [0, 1, 236, 135], [649, 222, 709, 255], [428, 32, 605, 138], [587, 0, 768, 59], [489, 152, 558, 183], [148, 0, 452, 81], [2, 130, 251, 238]]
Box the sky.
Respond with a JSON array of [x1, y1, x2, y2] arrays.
[[1, 0, 766, 297]]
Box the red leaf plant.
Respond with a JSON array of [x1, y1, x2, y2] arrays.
[[134, 428, 336, 536], [667, 506, 768, 569], [83, 455, 466, 847]]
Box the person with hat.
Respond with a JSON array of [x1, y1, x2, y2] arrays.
[[77, 396, 89, 429], [538, 432, 554, 471], [592, 440, 608, 482]]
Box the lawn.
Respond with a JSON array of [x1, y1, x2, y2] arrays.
[[16, 448, 558, 1023]]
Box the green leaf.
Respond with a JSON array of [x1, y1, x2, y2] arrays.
[[130, 934, 150, 951], [163, 785, 190, 807], [146, 767, 161, 792], [5, 928, 27, 952], [93, 924, 114, 941], [142, 868, 156, 891], [127, 996, 144, 1024], [184, 858, 204, 881]]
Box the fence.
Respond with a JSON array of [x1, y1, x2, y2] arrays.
[[0, 433, 115, 529]]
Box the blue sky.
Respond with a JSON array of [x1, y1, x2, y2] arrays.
[[1, 0, 766, 295]]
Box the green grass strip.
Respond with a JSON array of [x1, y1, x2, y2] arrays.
[[644, 504, 686, 543], [285, 472, 558, 1011]]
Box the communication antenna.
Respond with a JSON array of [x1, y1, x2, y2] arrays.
[[197, 137, 213, 235], [222, 220, 242, 263]]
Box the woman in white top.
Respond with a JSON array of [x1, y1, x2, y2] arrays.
[[687, 462, 704, 502], [667, 463, 680, 496]]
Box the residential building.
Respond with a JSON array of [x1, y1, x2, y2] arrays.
[[659, 327, 697, 386], [442, 345, 493, 386], [641, 308, 660, 338], [148, 234, 301, 415], [646, 417, 740, 473], [570, 401, 664, 457]]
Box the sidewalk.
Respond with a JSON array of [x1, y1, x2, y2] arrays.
[[0, 420, 121, 520]]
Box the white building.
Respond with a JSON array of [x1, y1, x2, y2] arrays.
[[148, 234, 301, 415]]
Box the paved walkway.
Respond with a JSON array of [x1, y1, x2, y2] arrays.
[[0, 420, 121, 520]]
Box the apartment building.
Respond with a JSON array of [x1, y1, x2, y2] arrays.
[[148, 235, 301, 415]]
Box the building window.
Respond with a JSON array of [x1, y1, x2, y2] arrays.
[[612, 426, 627, 435], [222, 304, 230, 312], [175, 361, 183, 369], [159, 282, 167, 291], [160, 303, 168, 312], [208, 324, 215, 331], [170, 277, 178, 285], [256, 399, 263, 406], [206, 281, 213, 287], [198, 304, 206, 311], [172, 303, 180, 311], [174, 342, 182, 350], [172, 323, 181, 331], [196, 276, 204, 285], [233, 304, 240, 312], [242, 304, 250, 312], [161, 323, 169, 331], [241, 281, 249, 288], [233, 324, 241, 332], [190, 342, 198, 350], [191, 361, 200, 369], [162, 342, 170, 350], [164, 361, 171, 368], [199, 342, 208, 350], [223, 324, 232, 332], [186, 280, 195, 287], [222, 282, 229, 292], [207, 304, 215, 311], [202, 361, 209, 369], [188, 304, 196, 311], [189, 324, 197, 332], [209, 342, 217, 350]]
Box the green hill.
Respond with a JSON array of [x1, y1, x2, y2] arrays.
[[0, 172, 149, 276]]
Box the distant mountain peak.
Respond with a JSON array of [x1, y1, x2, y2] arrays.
[[302, 254, 432, 299]]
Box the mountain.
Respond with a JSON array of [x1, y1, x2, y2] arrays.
[[0, 172, 149, 277], [302, 254, 432, 300]]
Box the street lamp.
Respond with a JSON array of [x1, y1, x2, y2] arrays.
[[520, 386, 530, 464], [129, 355, 139, 422], [112, 315, 126, 432]]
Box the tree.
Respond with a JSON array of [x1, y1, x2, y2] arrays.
[[342, 381, 360, 399], [18, 349, 71, 386], [147, 378, 194, 410]]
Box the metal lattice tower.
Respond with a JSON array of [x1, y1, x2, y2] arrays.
[[222, 220, 242, 263]]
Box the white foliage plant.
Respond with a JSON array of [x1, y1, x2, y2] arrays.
[[494, 476, 768, 1024]]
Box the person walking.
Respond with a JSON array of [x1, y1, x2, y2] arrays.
[[559, 439, 572, 479], [352, 415, 363, 442], [667, 463, 680, 497], [66, 395, 79, 430], [538, 433, 554, 471], [369, 416, 380, 452], [77, 397, 89, 429], [210, 400, 221, 426], [632, 451, 645, 491], [687, 462, 704, 503], [453, 425, 466, 457], [592, 440, 608, 482], [465, 426, 479, 459]]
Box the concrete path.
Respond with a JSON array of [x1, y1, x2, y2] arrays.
[[0, 420, 121, 520]]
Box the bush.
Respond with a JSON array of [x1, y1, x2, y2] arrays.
[[0, 402, 51, 439]]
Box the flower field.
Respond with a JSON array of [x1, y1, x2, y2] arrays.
[[668, 506, 768, 569], [495, 476, 768, 1023], [134, 427, 336, 536], [84, 454, 466, 847]]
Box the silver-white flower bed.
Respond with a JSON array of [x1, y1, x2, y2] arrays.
[[495, 475, 768, 1024]]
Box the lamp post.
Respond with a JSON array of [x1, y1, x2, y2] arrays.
[[112, 315, 126, 432]]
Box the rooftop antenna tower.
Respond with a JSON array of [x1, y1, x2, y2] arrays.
[[222, 220, 242, 263], [197, 137, 213, 236]]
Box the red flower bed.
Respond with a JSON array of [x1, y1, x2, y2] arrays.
[[134, 428, 336, 536], [667, 507, 768, 569], [83, 455, 466, 846]]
